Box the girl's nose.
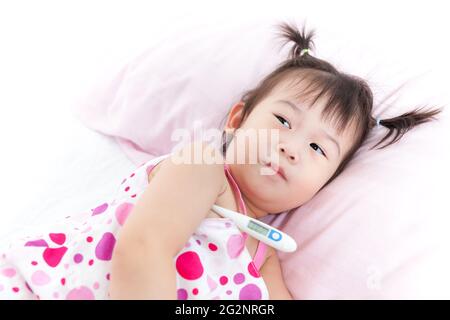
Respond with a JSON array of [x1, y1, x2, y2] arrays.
[[279, 144, 299, 163]]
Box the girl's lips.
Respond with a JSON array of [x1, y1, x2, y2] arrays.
[[261, 161, 287, 181]]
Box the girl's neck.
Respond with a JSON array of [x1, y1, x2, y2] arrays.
[[241, 193, 269, 220], [224, 165, 268, 219]]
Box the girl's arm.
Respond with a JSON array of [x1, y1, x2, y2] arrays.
[[109, 142, 226, 299], [259, 248, 294, 300]]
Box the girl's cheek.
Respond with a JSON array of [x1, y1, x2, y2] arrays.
[[294, 175, 317, 197]]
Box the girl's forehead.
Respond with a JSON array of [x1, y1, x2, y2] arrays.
[[268, 81, 329, 113], [270, 76, 323, 107]]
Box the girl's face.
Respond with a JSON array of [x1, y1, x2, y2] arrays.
[[224, 79, 357, 218]]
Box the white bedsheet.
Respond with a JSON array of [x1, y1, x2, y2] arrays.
[[0, 115, 136, 242]]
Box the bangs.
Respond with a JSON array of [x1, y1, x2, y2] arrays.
[[283, 69, 369, 138]]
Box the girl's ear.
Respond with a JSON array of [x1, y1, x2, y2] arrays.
[[224, 101, 246, 132]]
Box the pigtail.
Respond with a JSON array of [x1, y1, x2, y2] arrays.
[[276, 22, 338, 74], [277, 22, 315, 60], [370, 106, 443, 150]]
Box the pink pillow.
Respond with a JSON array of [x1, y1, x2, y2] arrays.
[[72, 20, 288, 165], [72, 18, 450, 298]]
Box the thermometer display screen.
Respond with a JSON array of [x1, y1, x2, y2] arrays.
[[248, 220, 269, 236]]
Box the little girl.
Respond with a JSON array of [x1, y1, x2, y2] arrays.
[[0, 23, 441, 300]]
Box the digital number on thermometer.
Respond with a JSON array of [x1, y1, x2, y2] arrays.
[[247, 220, 269, 236]]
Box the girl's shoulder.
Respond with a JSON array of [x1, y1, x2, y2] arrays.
[[146, 154, 228, 197], [145, 142, 226, 187]]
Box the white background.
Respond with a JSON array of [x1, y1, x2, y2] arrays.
[[0, 1, 448, 236]]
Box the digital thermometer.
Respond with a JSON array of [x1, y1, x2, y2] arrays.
[[211, 204, 297, 253]]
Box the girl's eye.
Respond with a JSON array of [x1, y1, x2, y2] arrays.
[[310, 143, 327, 157], [274, 115, 291, 129], [274, 114, 327, 158]]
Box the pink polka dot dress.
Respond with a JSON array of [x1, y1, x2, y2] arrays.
[[0, 153, 269, 300]]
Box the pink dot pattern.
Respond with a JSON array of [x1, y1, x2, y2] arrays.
[[0, 153, 269, 300]]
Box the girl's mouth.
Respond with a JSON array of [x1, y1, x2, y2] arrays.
[[260, 161, 287, 181]]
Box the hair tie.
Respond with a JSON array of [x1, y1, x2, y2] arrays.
[[299, 48, 310, 57], [376, 117, 382, 127]]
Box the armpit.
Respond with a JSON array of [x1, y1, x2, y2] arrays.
[[147, 158, 166, 184]]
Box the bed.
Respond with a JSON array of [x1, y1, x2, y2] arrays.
[[1, 2, 449, 299]]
